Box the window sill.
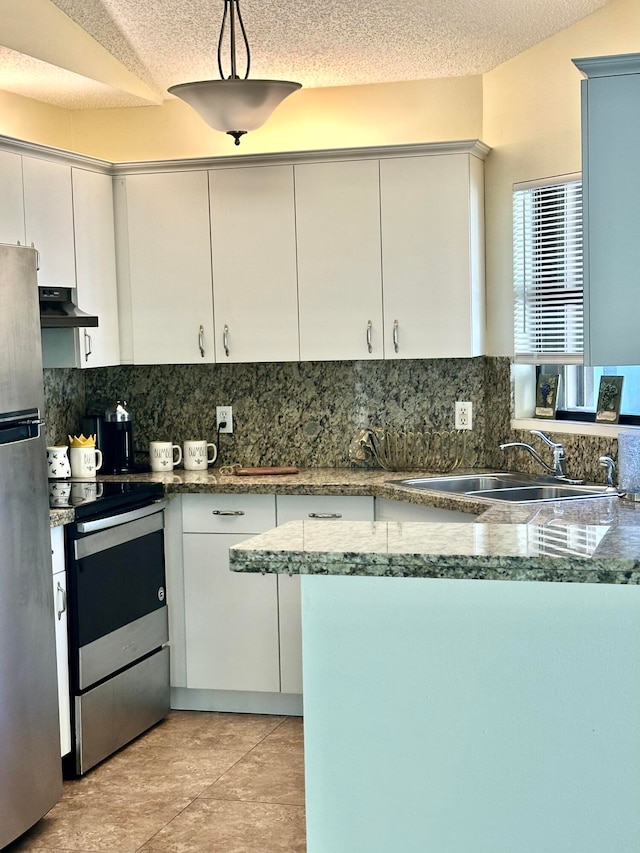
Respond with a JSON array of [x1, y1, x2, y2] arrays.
[[511, 418, 637, 439]]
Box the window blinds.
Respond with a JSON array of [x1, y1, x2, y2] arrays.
[[513, 176, 583, 364]]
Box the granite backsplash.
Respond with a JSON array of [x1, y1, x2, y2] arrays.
[[42, 357, 617, 482]]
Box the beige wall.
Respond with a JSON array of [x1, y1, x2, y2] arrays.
[[68, 76, 483, 163], [0, 89, 73, 150]]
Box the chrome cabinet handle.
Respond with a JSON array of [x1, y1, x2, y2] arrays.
[[84, 330, 92, 362], [211, 509, 245, 516], [223, 324, 230, 357], [198, 325, 205, 358], [56, 580, 67, 621], [308, 512, 342, 519], [393, 319, 399, 353], [366, 320, 372, 354]]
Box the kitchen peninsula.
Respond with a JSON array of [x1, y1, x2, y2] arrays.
[[229, 498, 640, 853]]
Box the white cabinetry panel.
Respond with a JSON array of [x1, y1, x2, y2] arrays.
[[209, 165, 299, 362], [50, 526, 70, 757], [380, 153, 485, 359], [23, 157, 76, 289], [122, 171, 214, 364], [296, 159, 384, 361], [183, 533, 280, 692], [182, 494, 279, 693], [0, 151, 25, 245], [72, 169, 120, 368]]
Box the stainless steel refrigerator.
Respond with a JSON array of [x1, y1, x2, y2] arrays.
[[0, 243, 62, 847]]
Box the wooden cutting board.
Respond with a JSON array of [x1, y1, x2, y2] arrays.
[[234, 466, 299, 476]]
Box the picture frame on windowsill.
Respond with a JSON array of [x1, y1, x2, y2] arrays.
[[535, 373, 560, 419], [596, 375, 624, 424]]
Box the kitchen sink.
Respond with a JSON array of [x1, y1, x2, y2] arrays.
[[396, 473, 532, 493], [392, 473, 615, 503]]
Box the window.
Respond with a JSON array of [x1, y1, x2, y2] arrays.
[[513, 175, 583, 364], [514, 175, 640, 423]]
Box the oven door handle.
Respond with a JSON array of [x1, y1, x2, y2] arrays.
[[76, 499, 169, 534]]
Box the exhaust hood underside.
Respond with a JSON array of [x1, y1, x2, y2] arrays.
[[39, 287, 99, 329]]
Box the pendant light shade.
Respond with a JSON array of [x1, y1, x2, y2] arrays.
[[168, 1, 301, 145]]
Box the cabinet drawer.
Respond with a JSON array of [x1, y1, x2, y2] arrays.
[[182, 493, 276, 533], [276, 494, 374, 525]]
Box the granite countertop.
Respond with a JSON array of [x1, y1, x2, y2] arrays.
[[50, 468, 640, 585], [229, 518, 640, 585]]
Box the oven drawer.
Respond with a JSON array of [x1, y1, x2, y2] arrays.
[[78, 606, 168, 691], [182, 493, 276, 533], [75, 646, 170, 775]]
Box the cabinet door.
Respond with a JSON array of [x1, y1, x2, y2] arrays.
[[72, 169, 120, 368], [276, 494, 375, 695], [23, 157, 76, 289], [209, 166, 299, 362], [51, 527, 71, 757], [581, 71, 640, 365], [380, 154, 485, 359], [374, 497, 477, 522], [0, 150, 25, 245], [296, 159, 384, 361], [123, 172, 214, 364], [183, 532, 280, 692]]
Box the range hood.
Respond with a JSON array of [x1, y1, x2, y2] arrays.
[[39, 287, 99, 329]]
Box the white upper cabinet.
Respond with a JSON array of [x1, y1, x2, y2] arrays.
[[119, 171, 214, 364], [380, 153, 485, 359], [71, 169, 120, 368], [0, 151, 25, 245], [209, 165, 299, 363], [295, 159, 384, 361], [23, 157, 76, 289], [574, 54, 640, 366]]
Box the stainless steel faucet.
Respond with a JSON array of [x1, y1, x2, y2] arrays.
[[598, 455, 618, 492], [499, 430, 583, 484]]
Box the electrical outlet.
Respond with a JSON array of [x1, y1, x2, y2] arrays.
[[216, 406, 233, 434], [454, 401, 473, 430]]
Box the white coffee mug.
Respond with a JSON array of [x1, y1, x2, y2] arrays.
[[149, 441, 182, 472], [69, 445, 103, 479], [183, 440, 217, 470], [46, 446, 71, 479]]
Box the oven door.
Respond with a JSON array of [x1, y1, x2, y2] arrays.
[[69, 505, 168, 691]]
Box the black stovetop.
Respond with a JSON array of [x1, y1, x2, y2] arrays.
[[49, 479, 164, 520]]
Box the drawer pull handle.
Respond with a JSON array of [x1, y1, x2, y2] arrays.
[[56, 580, 67, 621], [198, 325, 205, 358], [366, 320, 372, 354], [308, 512, 342, 519], [211, 509, 245, 516], [393, 319, 399, 353]]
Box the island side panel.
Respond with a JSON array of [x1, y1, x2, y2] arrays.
[[301, 574, 640, 853]]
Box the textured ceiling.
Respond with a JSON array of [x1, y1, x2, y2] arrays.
[[0, 0, 613, 109]]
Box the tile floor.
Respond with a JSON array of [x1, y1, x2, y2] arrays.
[[7, 711, 306, 853]]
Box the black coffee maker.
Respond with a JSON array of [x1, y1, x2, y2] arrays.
[[97, 400, 135, 474]]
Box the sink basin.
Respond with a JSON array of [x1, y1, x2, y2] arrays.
[[395, 473, 532, 493], [471, 484, 611, 502], [392, 473, 614, 503]]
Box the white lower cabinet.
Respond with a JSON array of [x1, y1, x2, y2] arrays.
[[50, 526, 71, 757], [374, 497, 478, 522], [276, 494, 375, 694], [182, 494, 279, 693]]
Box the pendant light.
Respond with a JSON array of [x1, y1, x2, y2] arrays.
[[168, 0, 301, 145]]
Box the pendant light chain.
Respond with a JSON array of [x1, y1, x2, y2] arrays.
[[218, 0, 251, 81]]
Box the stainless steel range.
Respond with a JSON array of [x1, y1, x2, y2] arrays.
[[61, 481, 170, 775]]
